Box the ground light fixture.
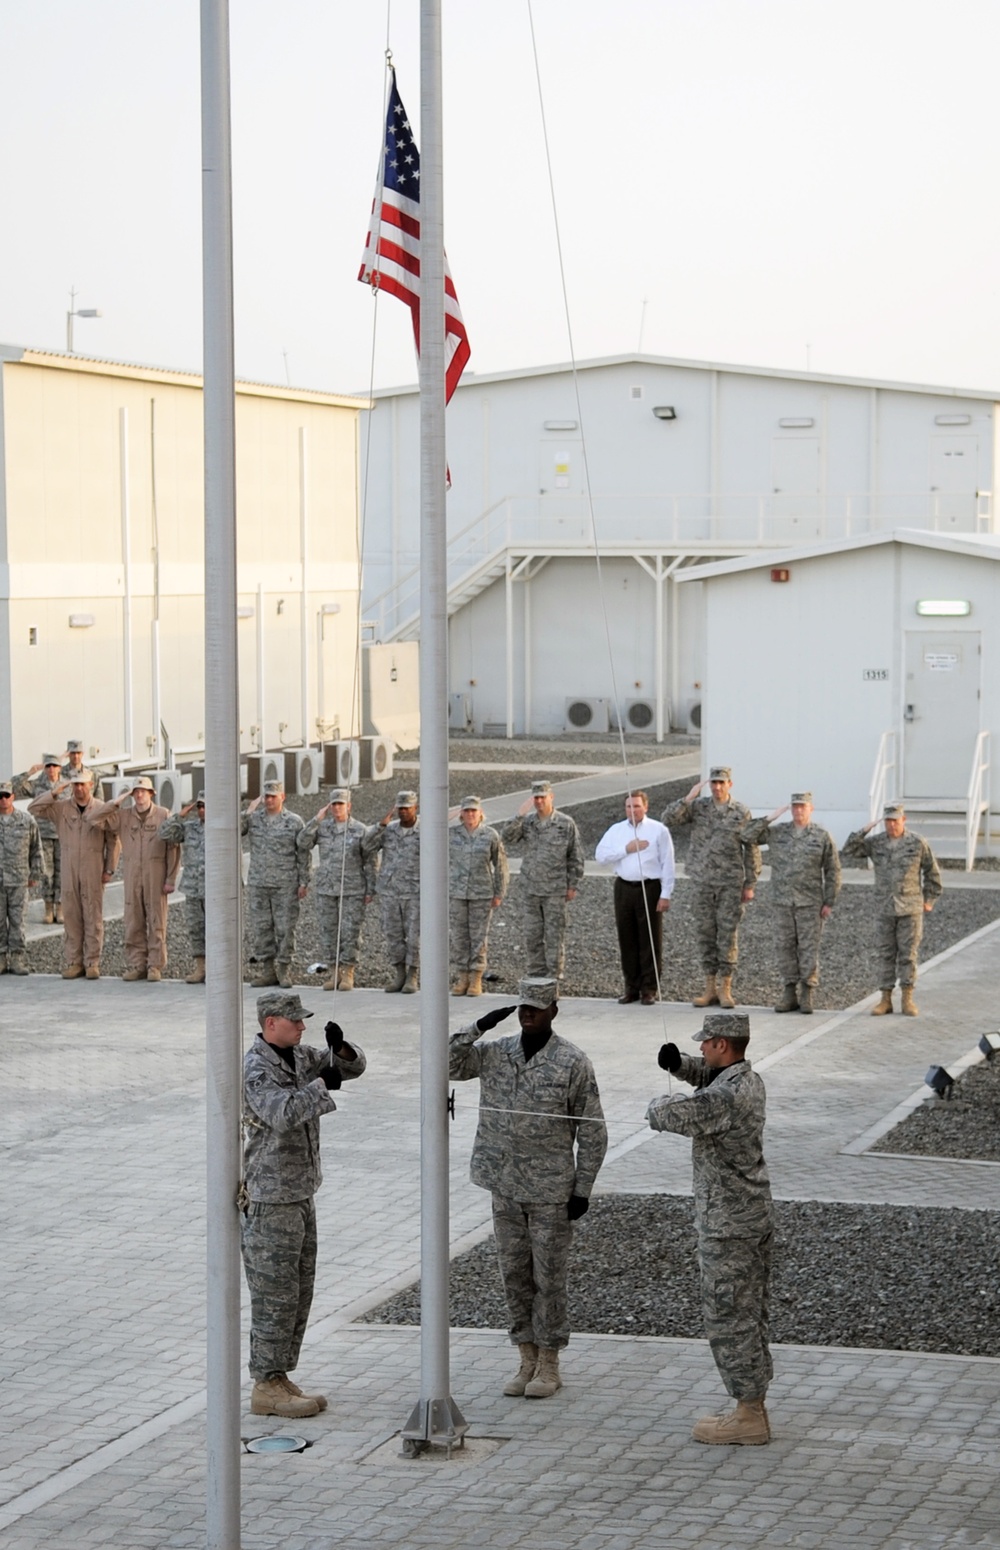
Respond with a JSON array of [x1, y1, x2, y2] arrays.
[[243, 1435, 310, 1454], [924, 1065, 955, 1099], [978, 1031, 1000, 1058]]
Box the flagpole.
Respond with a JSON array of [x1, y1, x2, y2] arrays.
[[400, 0, 467, 1453], [201, 0, 243, 1540]]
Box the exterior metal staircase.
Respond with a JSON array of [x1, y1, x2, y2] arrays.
[[869, 730, 993, 869]]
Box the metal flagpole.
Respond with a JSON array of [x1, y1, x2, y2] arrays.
[[400, 0, 467, 1453], [201, 0, 243, 1543]]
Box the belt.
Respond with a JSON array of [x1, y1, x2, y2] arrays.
[[617, 876, 659, 886]]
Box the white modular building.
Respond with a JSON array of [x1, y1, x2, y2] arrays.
[[360, 354, 1000, 739], [677, 529, 1000, 861]]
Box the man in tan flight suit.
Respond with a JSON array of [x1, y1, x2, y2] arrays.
[[86, 776, 180, 982], [29, 773, 121, 979]]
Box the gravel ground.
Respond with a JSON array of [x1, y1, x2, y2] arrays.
[[871, 1054, 1000, 1160], [361, 1196, 1000, 1357]]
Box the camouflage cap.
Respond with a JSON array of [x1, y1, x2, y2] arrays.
[[43, 754, 61, 767], [263, 780, 284, 796], [66, 740, 84, 753], [883, 804, 905, 820], [328, 787, 351, 804], [196, 791, 206, 803], [0, 783, 13, 798], [257, 991, 314, 1025], [517, 976, 558, 1009], [692, 1011, 751, 1043], [709, 766, 732, 782], [396, 790, 418, 808], [460, 795, 482, 811], [531, 780, 553, 796], [790, 792, 813, 805], [132, 775, 155, 792]]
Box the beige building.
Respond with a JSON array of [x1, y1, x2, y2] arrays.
[[0, 346, 367, 775]]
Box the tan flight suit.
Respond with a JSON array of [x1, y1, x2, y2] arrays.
[[28, 792, 121, 971], [86, 801, 180, 972]]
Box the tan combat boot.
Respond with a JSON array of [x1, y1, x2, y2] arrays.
[[797, 984, 814, 1015], [250, 960, 278, 989], [43, 902, 54, 925], [401, 965, 420, 994], [385, 963, 406, 993], [322, 972, 337, 991], [692, 1398, 770, 1445], [774, 984, 798, 1013], [147, 968, 162, 983], [870, 989, 894, 1016], [337, 965, 355, 991], [451, 973, 469, 997], [502, 1342, 539, 1397], [62, 963, 84, 979], [8, 953, 28, 976], [122, 967, 146, 982], [85, 965, 100, 980], [900, 986, 919, 1016], [717, 975, 736, 1010], [185, 957, 206, 985], [249, 1377, 320, 1418], [54, 903, 64, 924], [466, 971, 484, 996], [692, 975, 718, 1008], [524, 1347, 562, 1398], [275, 963, 293, 989], [281, 1375, 328, 1412]]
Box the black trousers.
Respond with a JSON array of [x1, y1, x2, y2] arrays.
[[613, 877, 663, 992]]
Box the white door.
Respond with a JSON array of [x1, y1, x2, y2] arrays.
[[538, 440, 584, 539], [770, 436, 821, 539], [903, 631, 981, 797], [929, 436, 978, 530]]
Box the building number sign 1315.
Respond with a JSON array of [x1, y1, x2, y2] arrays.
[[863, 668, 889, 681]]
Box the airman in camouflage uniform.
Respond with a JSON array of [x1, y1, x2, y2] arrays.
[[663, 766, 760, 1010], [157, 794, 207, 984], [842, 803, 943, 1016], [743, 791, 841, 1014], [297, 787, 376, 992], [11, 755, 64, 922], [241, 991, 366, 1418], [450, 795, 509, 997], [362, 789, 421, 993], [241, 780, 310, 990], [450, 977, 607, 1400], [502, 780, 584, 982], [648, 1012, 774, 1445], [0, 781, 43, 974], [60, 740, 99, 790]]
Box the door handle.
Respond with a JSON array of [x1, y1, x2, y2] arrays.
[[904, 703, 917, 723]]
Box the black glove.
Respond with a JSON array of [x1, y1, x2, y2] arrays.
[[320, 1064, 342, 1091], [325, 1021, 346, 1052], [475, 1004, 517, 1034], [567, 1194, 589, 1221], [658, 1042, 681, 1073]]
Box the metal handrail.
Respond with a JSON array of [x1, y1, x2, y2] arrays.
[[965, 730, 991, 871], [868, 730, 897, 825]]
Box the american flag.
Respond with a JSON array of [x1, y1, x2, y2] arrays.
[[358, 70, 470, 402]]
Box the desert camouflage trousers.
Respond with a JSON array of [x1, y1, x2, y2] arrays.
[[317, 893, 367, 967], [691, 881, 745, 974], [184, 895, 206, 958], [241, 1198, 317, 1381], [248, 886, 301, 969], [875, 910, 924, 988], [40, 837, 60, 904], [492, 1192, 573, 1351], [380, 893, 420, 968], [773, 903, 826, 987], [523, 892, 569, 979], [699, 1229, 773, 1401], [0, 886, 27, 954], [449, 897, 494, 972]]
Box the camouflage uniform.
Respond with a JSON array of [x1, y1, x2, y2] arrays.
[[648, 1035, 774, 1401], [157, 812, 206, 956], [842, 828, 943, 988], [241, 807, 309, 975], [743, 818, 841, 987], [502, 811, 584, 979], [450, 1021, 606, 1350], [664, 795, 760, 974], [11, 769, 61, 905], [362, 818, 421, 970], [0, 808, 43, 958], [298, 814, 376, 969], [449, 820, 509, 973], [241, 1025, 366, 1381]]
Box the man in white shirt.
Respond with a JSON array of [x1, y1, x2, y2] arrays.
[[595, 790, 675, 1005]]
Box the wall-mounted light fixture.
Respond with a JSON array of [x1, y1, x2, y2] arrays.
[[934, 413, 972, 426], [778, 417, 815, 429], [69, 613, 96, 628], [543, 419, 578, 432], [276, 599, 285, 615], [237, 605, 255, 619], [652, 406, 676, 421], [770, 568, 791, 583], [320, 603, 341, 615], [916, 600, 971, 617]]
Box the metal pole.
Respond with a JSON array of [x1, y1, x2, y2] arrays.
[[201, 1, 243, 1544], [256, 581, 265, 751], [299, 427, 310, 746], [119, 408, 134, 762], [400, 0, 466, 1452]]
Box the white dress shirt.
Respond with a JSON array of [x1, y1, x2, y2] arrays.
[[595, 816, 676, 895]]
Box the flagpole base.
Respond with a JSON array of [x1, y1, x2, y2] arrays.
[[399, 1396, 468, 1457]]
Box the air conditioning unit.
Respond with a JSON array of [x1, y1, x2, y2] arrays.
[[564, 697, 610, 734], [323, 740, 360, 789], [153, 769, 182, 813], [682, 698, 703, 734], [246, 752, 283, 798], [623, 698, 656, 733], [448, 693, 473, 731], [285, 748, 320, 796], [359, 735, 393, 782], [101, 777, 132, 803]]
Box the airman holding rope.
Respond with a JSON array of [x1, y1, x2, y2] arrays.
[[298, 787, 377, 992]]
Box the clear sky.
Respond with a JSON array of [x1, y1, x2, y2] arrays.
[[2, 0, 999, 396]]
